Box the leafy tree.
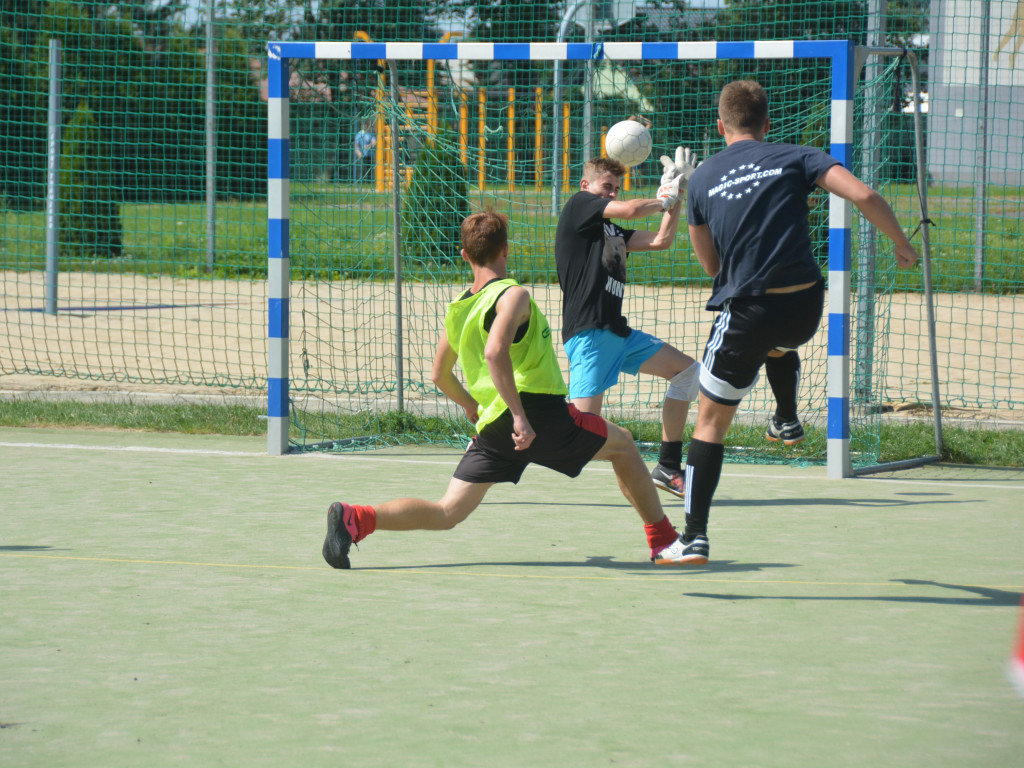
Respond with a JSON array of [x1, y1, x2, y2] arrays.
[[401, 128, 470, 265], [0, 22, 48, 208], [212, 27, 266, 198], [316, 0, 443, 91], [718, 0, 868, 41], [0, 0, 266, 207], [109, 0, 189, 50], [60, 101, 123, 259]]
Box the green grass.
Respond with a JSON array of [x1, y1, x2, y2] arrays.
[[0, 399, 266, 436], [1, 398, 1021, 468], [2, 181, 1021, 292]]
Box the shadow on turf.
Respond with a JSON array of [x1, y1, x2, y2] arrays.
[[684, 579, 1023, 606], [719, 495, 965, 509], [362, 557, 795, 574], [0, 545, 58, 552]]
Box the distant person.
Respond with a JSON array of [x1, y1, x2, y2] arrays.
[[323, 211, 704, 570], [676, 79, 920, 564], [554, 152, 701, 500], [353, 120, 376, 181]]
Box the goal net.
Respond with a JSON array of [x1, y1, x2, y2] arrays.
[[267, 40, 936, 477]]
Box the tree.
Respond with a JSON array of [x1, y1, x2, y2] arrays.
[[401, 128, 470, 266], [60, 102, 123, 259], [212, 27, 267, 199], [0, 22, 48, 208]]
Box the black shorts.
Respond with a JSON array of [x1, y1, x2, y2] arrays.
[[699, 280, 824, 406], [453, 394, 608, 484]]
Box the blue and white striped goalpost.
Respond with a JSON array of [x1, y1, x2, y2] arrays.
[[266, 39, 858, 478]]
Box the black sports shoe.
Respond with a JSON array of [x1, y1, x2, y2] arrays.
[[651, 464, 686, 499], [765, 417, 806, 446], [323, 502, 355, 569]]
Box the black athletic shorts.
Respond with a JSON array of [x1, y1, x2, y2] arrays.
[[699, 280, 825, 406], [453, 393, 608, 484]]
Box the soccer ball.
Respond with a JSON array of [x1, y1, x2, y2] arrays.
[[604, 119, 653, 167]]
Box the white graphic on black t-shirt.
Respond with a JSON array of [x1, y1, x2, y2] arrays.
[[708, 163, 782, 200], [601, 222, 627, 298]]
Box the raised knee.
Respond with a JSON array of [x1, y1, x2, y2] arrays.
[[666, 362, 700, 401]]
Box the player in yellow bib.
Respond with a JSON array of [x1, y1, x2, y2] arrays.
[[323, 211, 703, 569]]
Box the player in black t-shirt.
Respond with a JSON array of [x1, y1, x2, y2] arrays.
[[673, 80, 920, 563], [555, 154, 701, 500]]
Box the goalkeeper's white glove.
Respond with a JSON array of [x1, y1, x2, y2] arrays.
[[657, 173, 685, 210], [659, 154, 681, 186], [675, 146, 700, 179], [657, 146, 701, 210]]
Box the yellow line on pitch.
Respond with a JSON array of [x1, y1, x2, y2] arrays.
[[1, 553, 1018, 591]]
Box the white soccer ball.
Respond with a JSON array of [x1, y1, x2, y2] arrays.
[[605, 119, 653, 167]]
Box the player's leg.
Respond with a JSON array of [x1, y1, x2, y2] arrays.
[[322, 480, 492, 569], [764, 348, 805, 445], [565, 329, 627, 415], [684, 287, 824, 561], [635, 340, 699, 498], [373, 479, 493, 531], [571, 392, 604, 415], [592, 420, 664, 525], [763, 283, 823, 445], [680, 298, 772, 563], [684, 393, 737, 543], [321, 484, 489, 569], [323, 435, 516, 569], [588, 416, 701, 564], [530, 400, 690, 564]]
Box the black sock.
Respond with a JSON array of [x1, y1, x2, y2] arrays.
[[658, 440, 683, 470], [684, 438, 724, 539], [765, 351, 800, 423]]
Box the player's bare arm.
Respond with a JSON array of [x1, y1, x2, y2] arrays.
[[431, 331, 479, 423], [816, 165, 919, 269], [483, 285, 536, 451], [688, 223, 721, 278], [625, 200, 682, 252], [602, 197, 667, 221]]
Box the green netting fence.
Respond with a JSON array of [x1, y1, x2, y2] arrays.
[[1, 1, 1021, 462]]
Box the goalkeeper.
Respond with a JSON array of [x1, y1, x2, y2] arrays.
[[675, 80, 920, 564], [323, 211, 704, 569], [554, 150, 701, 499]]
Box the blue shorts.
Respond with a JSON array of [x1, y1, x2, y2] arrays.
[[564, 328, 664, 400]]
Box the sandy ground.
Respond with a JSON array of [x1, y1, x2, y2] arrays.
[[2, 269, 1022, 427]]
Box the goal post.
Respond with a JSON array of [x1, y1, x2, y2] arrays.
[[265, 39, 938, 478]]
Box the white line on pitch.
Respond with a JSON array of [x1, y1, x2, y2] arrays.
[[2, 440, 1022, 490]]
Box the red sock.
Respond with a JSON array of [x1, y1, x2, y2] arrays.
[[350, 504, 377, 543], [644, 516, 677, 553]]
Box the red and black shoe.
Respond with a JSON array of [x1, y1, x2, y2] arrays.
[[323, 502, 358, 569]]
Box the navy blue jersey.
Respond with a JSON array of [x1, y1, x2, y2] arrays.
[[555, 191, 636, 342], [687, 140, 838, 310]]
